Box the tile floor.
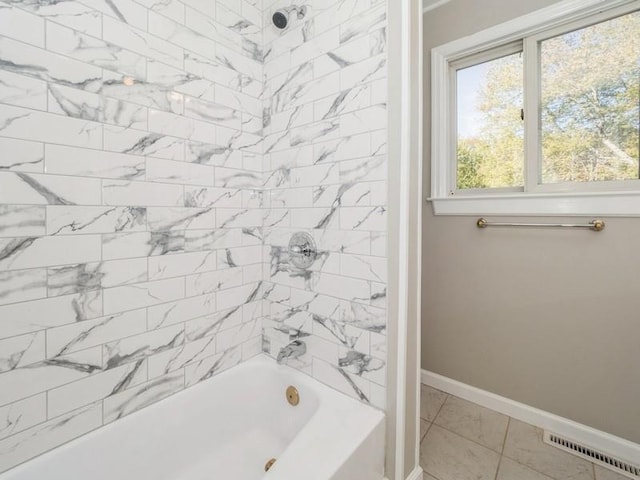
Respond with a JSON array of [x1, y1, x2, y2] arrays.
[[419, 384, 629, 480]]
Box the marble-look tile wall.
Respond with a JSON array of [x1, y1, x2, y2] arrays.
[[0, 0, 388, 472], [0, 0, 265, 472], [260, 0, 388, 410]]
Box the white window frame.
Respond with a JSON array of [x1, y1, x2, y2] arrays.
[[430, 0, 640, 216]]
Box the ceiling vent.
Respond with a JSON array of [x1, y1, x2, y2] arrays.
[[544, 431, 640, 479]]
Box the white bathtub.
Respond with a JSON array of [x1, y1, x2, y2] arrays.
[[0, 355, 385, 480]]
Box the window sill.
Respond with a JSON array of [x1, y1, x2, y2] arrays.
[[428, 191, 640, 217]]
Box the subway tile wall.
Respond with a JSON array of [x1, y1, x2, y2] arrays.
[[261, 0, 388, 410], [0, 0, 387, 473], [0, 0, 265, 472]]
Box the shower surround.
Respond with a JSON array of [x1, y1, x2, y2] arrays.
[[0, 0, 387, 473], [261, 0, 388, 407]]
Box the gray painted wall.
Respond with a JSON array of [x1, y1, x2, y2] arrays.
[[422, 0, 640, 444]]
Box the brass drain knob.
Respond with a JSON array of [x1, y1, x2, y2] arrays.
[[286, 386, 299, 406], [265, 458, 276, 472]]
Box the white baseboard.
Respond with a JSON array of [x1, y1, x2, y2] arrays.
[[421, 369, 640, 465], [382, 465, 423, 480], [406, 466, 423, 480]]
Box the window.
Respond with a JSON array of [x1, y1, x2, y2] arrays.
[[455, 46, 524, 191], [430, 0, 640, 216], [539, 13, 639, 186]]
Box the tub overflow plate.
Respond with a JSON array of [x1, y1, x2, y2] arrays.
[[286, 385, 300, 406], [264, 458, 276, 472]]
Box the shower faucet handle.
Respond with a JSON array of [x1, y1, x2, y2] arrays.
[[288, 232, 317, 268], [290, 244, 312, 256]]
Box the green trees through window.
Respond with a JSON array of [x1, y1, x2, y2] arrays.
[[455, 10, 640, 191], [456, 52, 524, 189]]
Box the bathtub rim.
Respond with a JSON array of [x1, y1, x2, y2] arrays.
[[0, 354, 385, 480]]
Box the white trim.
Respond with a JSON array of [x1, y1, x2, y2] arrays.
[[422, 0, 451, 13], [394, 0, 410, 469], [429, 0, 640, 216], [387, 0, 422, 478], [383, 467, 424, 480], [523, 32, 539, 194], [432, 0, 635, 60], [413, 1, 425, 469], [430, 191, 640, 216], [393, 0, 415, 476], [405, 466, 424, 480], [421, 369, 640, 465]]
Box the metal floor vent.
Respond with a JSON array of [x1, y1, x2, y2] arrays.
[[544, 431, 640, 479]]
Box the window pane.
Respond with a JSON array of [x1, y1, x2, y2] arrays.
[[540, 11, 640, 184], [456, 52, 524, 190]]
